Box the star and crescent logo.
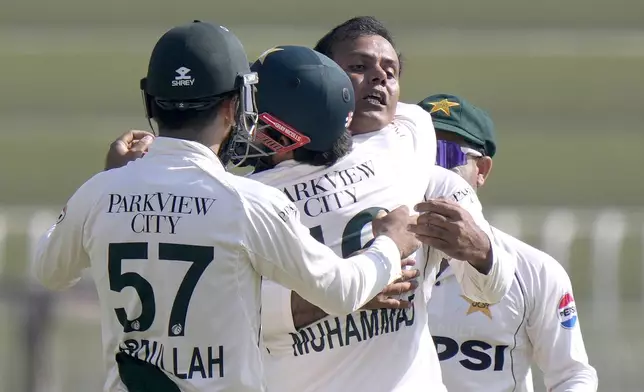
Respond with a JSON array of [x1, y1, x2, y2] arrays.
[[461, 295, 494, 319], [427, 99, 460, 116]]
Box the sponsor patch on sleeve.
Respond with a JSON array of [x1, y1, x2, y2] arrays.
[[451, 187, 473, 203], [557, 292, 577, 329], [277, 203, 298, 223]]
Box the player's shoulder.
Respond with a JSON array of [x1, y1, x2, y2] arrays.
[[225, 173, 296, 221], [246, 166, 285, 188], [248, 160, 320, 189], [68, 168, 122, 204], [425, 166, 478, 205], [394, 102, 435, 140], [394, 102, 437, 171], [395, 102, 434, 126], [492, 227, 571, 286]]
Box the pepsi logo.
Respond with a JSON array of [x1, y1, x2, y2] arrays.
[[557, 292, 577, 329]]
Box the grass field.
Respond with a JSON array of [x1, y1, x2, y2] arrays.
[[1, 3, 643, 390], [2, 0, 644, 28]]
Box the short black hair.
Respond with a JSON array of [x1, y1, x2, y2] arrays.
[[293, 130, 353, 167], [151, 92, 237, 134], [314, 16, 403, 74]]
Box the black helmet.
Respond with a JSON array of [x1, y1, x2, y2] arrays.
[[140, 20, 259, 165], [235, 45, 355, 167]]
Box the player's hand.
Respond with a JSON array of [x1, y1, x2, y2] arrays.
[[409, 199, 492, 272], [361, 258, 419, 310], [372, 206, 421, 259], [105, 130, 155, 171]]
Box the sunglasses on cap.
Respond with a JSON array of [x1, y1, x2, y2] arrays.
[[436, 140, 484, 170]]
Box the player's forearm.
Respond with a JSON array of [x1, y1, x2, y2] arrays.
[[263, 235, 400, 318], [459, 196, 502, 276], [291, 291, 328, 329], [453, 229, 516, 304], [464, 236, 493, 274]]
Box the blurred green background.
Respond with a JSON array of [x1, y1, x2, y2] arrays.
[[0, 0, 643, 391]]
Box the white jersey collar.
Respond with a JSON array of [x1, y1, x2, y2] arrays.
[[145, 136, 226, 172], [272, 159, 300, 170]]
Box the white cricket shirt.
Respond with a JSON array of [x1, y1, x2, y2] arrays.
[[427, 227, 598, 392], [254, 103, 518, 392], [31, 137, 404, 392]]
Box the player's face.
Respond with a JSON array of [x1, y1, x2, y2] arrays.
[[436, 130, 492, 190], [331, 35, 400, 135]]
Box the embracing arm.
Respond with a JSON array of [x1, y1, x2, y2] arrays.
[[291, 292, 328, 329], [413, 167, 517, 304], [245, 188, 412, 336]]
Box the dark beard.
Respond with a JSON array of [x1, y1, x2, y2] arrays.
[[217, 130, 236, 167], [249, 156, 276, 174], [228, 137, 276, 171]]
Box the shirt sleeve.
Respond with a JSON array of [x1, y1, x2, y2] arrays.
[[31, 183, 94, 290], [242, 186, 402, 318], [426, 167, 517, 304], [524, 250, 598, 391]]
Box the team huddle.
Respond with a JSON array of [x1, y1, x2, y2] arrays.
[[32, 16, 597, 392]]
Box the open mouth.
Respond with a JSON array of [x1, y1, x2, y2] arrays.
[[363, 91, 386, 106]]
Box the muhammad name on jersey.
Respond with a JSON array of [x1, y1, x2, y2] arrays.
[[119, 338, 224, 380], [107, 192, 216, 235], [282, 160, 376, 217], [290, 294, 415, 356]]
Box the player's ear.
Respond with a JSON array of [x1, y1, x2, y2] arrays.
[[476, 156, 493, 188], [220, 95, 238, 127]]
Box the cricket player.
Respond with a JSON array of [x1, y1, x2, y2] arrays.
[[30, 21, 422, 392], [244, 18, 517, 392], [421, 93, 598, 391]]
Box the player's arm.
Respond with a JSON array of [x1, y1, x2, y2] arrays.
[[447, 197, 516, 304], [412, 168, 517, 304], [290, 291, 328, 330], [267, 267, 417, 331], [260, 281, 327, 334], [31, 185, 93, 290], [243, 187, 411, 319], [397, 103, 516, 302], [394, 102, 437, 169], [523, 246, 598, 391]]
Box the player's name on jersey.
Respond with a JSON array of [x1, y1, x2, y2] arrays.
[[281, 160, 376, 218], [290, 294, 415, 356], [119, 338, 224, 380], [107, 193, 217, 235]]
